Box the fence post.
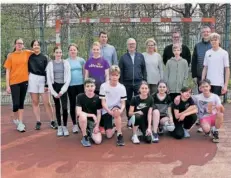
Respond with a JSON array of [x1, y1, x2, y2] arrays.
[[39, 4, 45, 53]]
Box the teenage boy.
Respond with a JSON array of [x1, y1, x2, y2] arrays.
[[77, 78, 102, 147], [99, 65, 127, 146]]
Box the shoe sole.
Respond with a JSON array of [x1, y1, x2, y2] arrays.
[[81, 141, 91, 147], [152, 140, 159, 143], [212, 139, 219, 143], [35, 128, 41, 130], [117, 142, 125, 146], [72, 131, 79, 134], [50, 126, 58, 129], [18, 129, 25, 132]]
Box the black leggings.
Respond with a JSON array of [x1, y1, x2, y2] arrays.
[[67, 84, 84, 125], [10, 81, 28, 112], [171, 114, 197, 139], [52, 83, 68, 126]]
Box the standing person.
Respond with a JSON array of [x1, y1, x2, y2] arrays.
[[163, 31, 191, 66], [164, 43, 188, 101], [201, 32, 230, 96], [119, 38, 147, 126], [77, 78, 102, 147], [152, 80, 175, 143], [67, 43, 85, 134], [193, 79, 224, 143], [4, 38, 33, 132], [142, 38, 163, 95], [171, 87, 198, 139], [46, 47, 71, 137], [85, 42, 110, 95], [191, 26, 212, 90], [28, 40, 57, 130], [128, 81, 153, 144], [99, 65, 127, 146]]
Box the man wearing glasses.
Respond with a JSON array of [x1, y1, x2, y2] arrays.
[[163, 31, 191, 66], [119, 38, 147, 127]]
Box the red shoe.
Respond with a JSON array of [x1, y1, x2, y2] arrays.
[[99, 127, 105, 134]]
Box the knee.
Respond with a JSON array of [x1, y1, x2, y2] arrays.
[[78, 113, 87, 123], [106, 129, 114, 138], [201, 123, 211, 133], [152, 109, 160, 117], [92, 133, 102, 144]]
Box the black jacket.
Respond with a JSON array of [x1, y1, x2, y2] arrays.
[[119, 52, 147, 85], [163, 44, 191, 66]]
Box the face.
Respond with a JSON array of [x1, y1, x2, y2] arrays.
[[32, 41, 40, 53], [201, 28, 211, 41], [201, 83, 211, 94], [92, 45, 101, 57], [210, 38, 220, 49], [127, 39, 136, 53], [139, 84, 149, 95], [181, 90, 192, 100], [147, 41, 156, 52], [15, 39, 24, 51], [110, 72, 120, 82], [85, 83, 96, 93], [54, 48, 62, 59], [99, 34, 108, 44], [158, 83, 167, 94], [172, 32, 180, 43], [69, 46, 78, 58], [173, 47, 181, 57]]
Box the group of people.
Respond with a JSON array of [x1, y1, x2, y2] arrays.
[[4, 27, 229, 147]]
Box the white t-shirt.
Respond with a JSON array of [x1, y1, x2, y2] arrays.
[[193, 93, 221, 119], [99, 81, 127, 114], [203, 48, 229, 86]]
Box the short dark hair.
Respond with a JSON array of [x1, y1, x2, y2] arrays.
[[31, 40, 40, 48], [199, 79, 211, 86], [68, 43, 78, 50], [84, 78, 96, 86], [139, 80, 149, 89], [181, 86, 191, 93], [99, 31, 107, 37], [157, 80, 167, 87]]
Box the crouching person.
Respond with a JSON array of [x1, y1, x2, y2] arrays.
[[77, 78, 102, 147], [128, 81, 153, 144], [172, 87, 198, 139], [99, 65, 127, 146]]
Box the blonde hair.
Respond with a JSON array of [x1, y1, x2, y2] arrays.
[[92, 41, 101, 48], [172, 43, 182, 52], [109, 65, 120, 75], [210, 33, 220, 41], [145, 38, 157, 52]]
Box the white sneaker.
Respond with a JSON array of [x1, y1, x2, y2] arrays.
[[62, 126, 69, 136], [72, 124, 79, 133], [184, 129, 190, 138], [131, 134, 140, 144], [17, 122, 25, 132], [166, 122, 175, 132], [197, 127, 203, 133], [13, 119, 20, 126], [57, 126, 63, 137]]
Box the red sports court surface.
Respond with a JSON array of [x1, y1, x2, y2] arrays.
[[1, 105, 231, 178]]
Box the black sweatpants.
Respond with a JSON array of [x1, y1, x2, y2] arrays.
[[134, 114, 152, 143], [171, 114, 197, 139], [52, 83, 68, 126], [125, 84, 140, 119], [67, 84, 84, 125], [10, 81, 28, 112]]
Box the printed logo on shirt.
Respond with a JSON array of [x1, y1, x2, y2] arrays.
[[137, 103, 147, 110], [89, 63, 103, 68], [208, 55, 211, 57]]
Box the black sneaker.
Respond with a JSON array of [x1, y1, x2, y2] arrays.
[[35, 121, 41, 130], [212, 130, 219, 143], [81, 135, 91, 147], [204, 131, 210, 137], [117, 134, 125, 146], [50, 121, 58, 129]]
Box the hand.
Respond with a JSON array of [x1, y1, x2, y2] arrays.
[[6, 86, 11, 94], [58, 92, 63, 98], [136, 111, 143, 115], [146, 128, 152, 136], [221, 85, 228, 95], [193, 78, 197, 84], [179, 113, 185, 121], [112, 108, 121, 117], [93, 126, 100, 134], [174, 96, 181, 105], [169, 118, 174, 124], [44, 87, 49, 92]]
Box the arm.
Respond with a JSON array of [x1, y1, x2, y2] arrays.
[[112, 47, 118, 65], [147, 107, 152, 129], [191, 45, 198, 78], [105, 69, 109, 81], [46, 63, 58, 97], [158, 56, 164, 80], [85, 69, 89, 79], [201, 66, 208, 81], [101, 98, 113, 115], [119, 56, 124, 83], [120, 99, 126, 113], [167, 106, 173, 121], [95, 109, 102, 128], [183, 62, 189, 87], [164, 61, 169, 83], [76, 106, 97, 120], [60, 62, 71, 95], [141, 55, 147, 81], [224, 67, 230, 90], [6, 69, 11, 93]]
